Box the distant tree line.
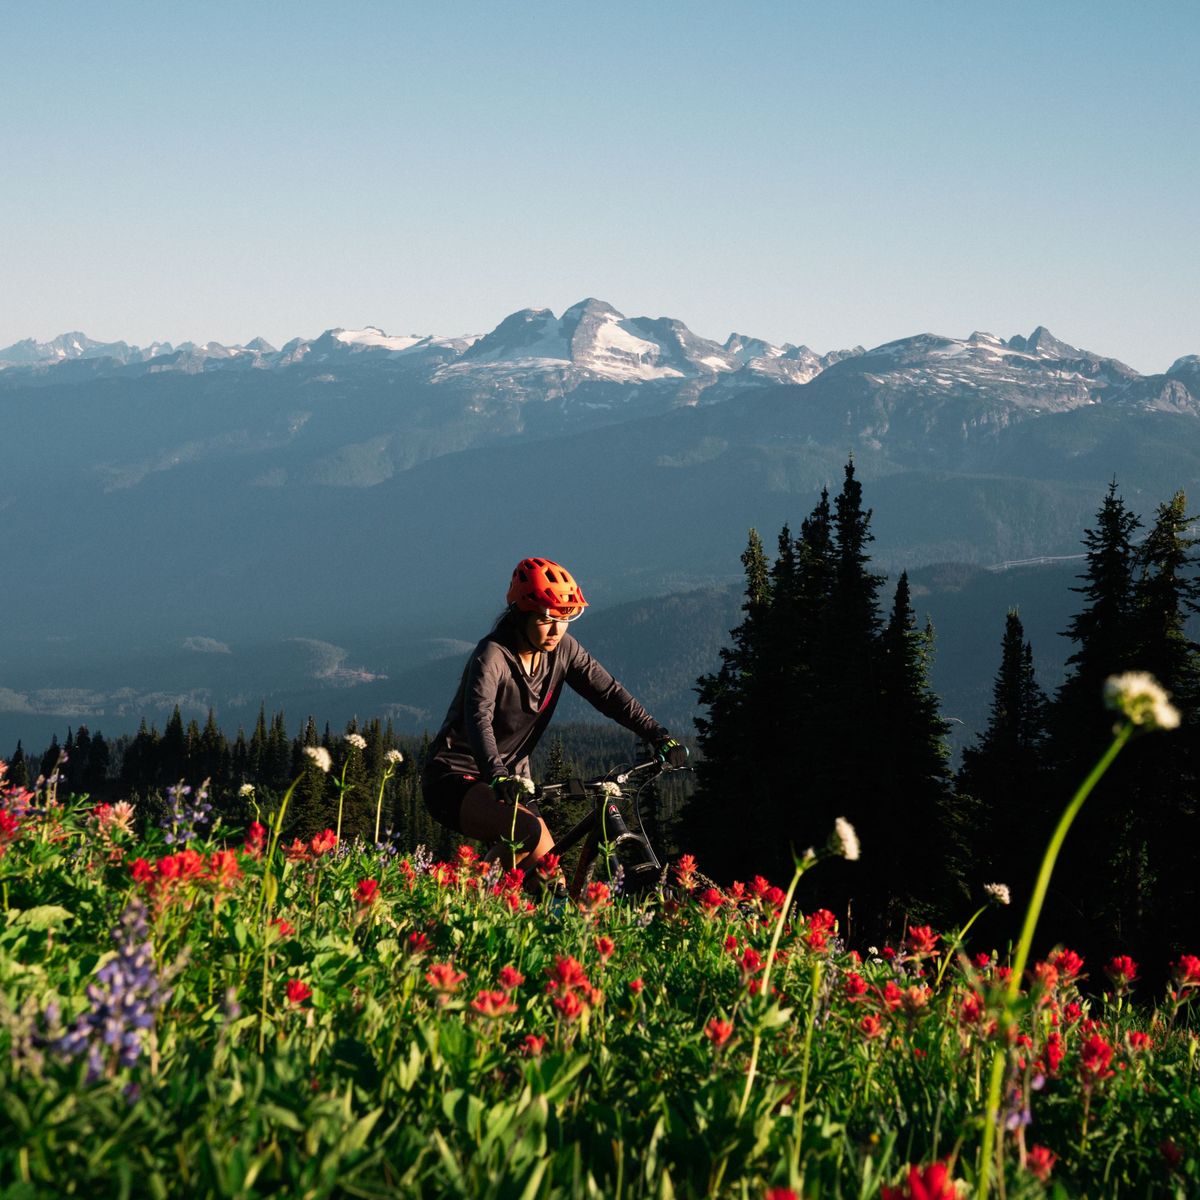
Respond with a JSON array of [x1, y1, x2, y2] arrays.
[[682, 463, 1199, 975], [8, 709, 459, 859]]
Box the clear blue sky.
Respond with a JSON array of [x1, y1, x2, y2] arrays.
[[3, 0, 1196, 373]]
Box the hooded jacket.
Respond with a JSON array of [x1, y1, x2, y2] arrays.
[[427, 625, 667, 782]]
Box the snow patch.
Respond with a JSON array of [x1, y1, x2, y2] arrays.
[[335, 327, 428, 351]]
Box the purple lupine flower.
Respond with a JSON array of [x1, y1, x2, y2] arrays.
[[53, 897, 171, 1082], [160, 781, 212, 845]]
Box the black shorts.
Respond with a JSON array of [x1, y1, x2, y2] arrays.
[[421, 764, 542, 833]]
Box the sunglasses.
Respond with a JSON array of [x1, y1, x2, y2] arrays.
[[534, 608, 583, 625]]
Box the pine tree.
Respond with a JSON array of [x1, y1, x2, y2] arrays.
[[1053, 481, 1142, 767], [40, 736, 62, 779], [1048, 483, 1197, 972], [248, 705, 268, 778], [7, 742, 29, 789], [87, 732, 111, 796], [956, 611, 1050, 913], [691, 528, 774, 877], [836, 573, 956, 933], [160, 707, 187, 787], [1113, 491, 1200, 966]]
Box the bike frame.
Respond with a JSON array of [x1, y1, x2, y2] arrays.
[[539, 759, 673, 899]]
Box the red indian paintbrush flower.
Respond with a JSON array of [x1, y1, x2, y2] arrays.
[[1026, 1145, 1057, 1182], [425, 962, 466, 994], [765, 1189, 799, 1200], [1079, 1033, 1115, 1079], [310, 829, 337, 855], [521, 1034, 546, 1056], [844, 972, 868, 1001], [674, 853, 697, 890], [353, 878, 379, 905], [697, 887, 724, 913], [207, 850, 241, 888], [553, 991, 586, 1021], [905, 925, 939, 957], [244, 821, 266, 859], [1105, 955, 1138, 992], [880, 1161, 958, 1200], [706, 1018, 734, 1047], [286, 979, 312, 1005], [471, 989, 516, 1018], [497, 965, 525, 991], [859, 1014, 885, 1039], [1050, 947, 1084, 979], [594, 935, 615, 962], [546, 955, 590, 993], [1127, 1030, 1152, 1052], [628, 977, 644, 994], [1171, 954, 1200, 989], [1045, 1030, 1065, 1073]]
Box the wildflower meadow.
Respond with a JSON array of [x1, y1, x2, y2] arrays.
[[2, 676, 1199, 1197]]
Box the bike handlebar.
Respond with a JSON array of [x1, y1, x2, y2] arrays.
[[536, 758, 688, 797]]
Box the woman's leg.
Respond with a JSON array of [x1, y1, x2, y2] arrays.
[[458, 784, 554, 868]]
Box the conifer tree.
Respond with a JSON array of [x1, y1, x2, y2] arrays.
[[871, 573, 957, 923], [956, 611, 1050, 910], [160, 707, 187, 786], [1053, 481, 1142, 766], [691, 528, 774, 877], [1048, 483, 1197, 970], [1111, 491, 1200, 963], [86, 732, 111, 795], [248, 705, 268, 778], [7, 742, 29, 789], [40, 736, 61, 780]]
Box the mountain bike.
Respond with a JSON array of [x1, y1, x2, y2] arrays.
[[536, 759, 688, 900]]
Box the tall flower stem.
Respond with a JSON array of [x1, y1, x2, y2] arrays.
[[334, 761, 351, 847], [373, 764, 396, 846], [738, 856, 809, 1119], [789, 956, 824, 1182], [255, 770, 305, 1054], [977, 723, 1132, 1198], [935, 905, 987, 989]]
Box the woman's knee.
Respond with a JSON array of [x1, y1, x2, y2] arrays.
[[509, 807, 544, 851]]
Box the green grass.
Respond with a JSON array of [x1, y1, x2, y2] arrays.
[[1, 784, 1198, 1199]]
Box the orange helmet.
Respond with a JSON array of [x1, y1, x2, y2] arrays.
[[506, 557, 588, 618]]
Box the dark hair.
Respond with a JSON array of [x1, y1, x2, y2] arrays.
[[490, 604, 522, 637]]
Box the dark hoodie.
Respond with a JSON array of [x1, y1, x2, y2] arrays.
[[427, 625, 667, 782]]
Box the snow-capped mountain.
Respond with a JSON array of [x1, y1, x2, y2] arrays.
[[3, 306, 1196, 442], [0, 300, 856, 394]]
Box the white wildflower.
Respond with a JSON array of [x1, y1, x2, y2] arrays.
[[304, 745, 332, 773], [385, 749, 404, 765], [345, 733, 367, 751], [1104, 671, 1181, 731], [600, 781, 622, 797], [833, 817, 860, 861], [517, 776, 536, 794], [984, 882, 1011, 906], [238, 783, 255, 798]]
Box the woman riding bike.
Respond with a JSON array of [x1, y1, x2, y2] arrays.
[[421, 557, 687, 882]]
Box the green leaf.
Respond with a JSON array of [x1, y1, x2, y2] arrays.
[[336, 1106, 382, 1156], [6, 906, 73, 930]]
